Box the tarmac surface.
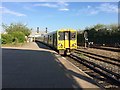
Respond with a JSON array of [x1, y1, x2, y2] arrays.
[[2, 42, 101, 89]]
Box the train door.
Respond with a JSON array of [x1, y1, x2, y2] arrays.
[[54, 33, 57, 48], [64, 31, 70, 48]]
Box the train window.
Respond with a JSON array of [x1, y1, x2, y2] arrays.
[[44, 36, 45, 41], [58, 32, 64, 40], [48, 35, 49, 40], [71, 32, 76, 40], [50, 36, 51, 41]]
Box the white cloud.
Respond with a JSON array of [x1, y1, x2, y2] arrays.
[[89, 9, 99, 15], [57, 2, 69, 7], [34, 3, 58, 8], [59, 8, 69, 11], [87, 5, 91, 9], [0, 6, 26, 16], [0, 7, 3, 8], [97, 3, 118, 13], [77, 8, 98, 16], [57, 2, 69, 11], [77, 3, 118, 16], [23, 4, 37, 12], [33, 2, 69, 11]]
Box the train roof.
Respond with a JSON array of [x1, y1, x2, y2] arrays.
[[43, 29, 76, 37], [43, 31, 57, 37], [58, 29, 76, 32]]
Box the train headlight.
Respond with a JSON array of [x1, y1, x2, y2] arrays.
[[58, 43, 63, 48], [58, 43, 62, 46], [72, 43, 76, 47]]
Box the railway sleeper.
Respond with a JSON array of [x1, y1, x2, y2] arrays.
[[70, 54, 120, 86], [75, 49, 120, 63], [75, 51, 120, 67], [74, 52, 120, 79]]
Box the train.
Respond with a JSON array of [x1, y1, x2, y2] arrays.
[[36, 29, 77, 55]]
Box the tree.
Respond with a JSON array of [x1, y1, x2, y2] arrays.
[[2, 23, 31, 37], [77, 23, 119, 46], [93, 24, 106, 31], [1, 34, 13, 44], [2, 23, 31, 44], [11, 32, 25, 43]]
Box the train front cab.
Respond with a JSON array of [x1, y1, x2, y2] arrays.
[[57, 29, 77, 55]]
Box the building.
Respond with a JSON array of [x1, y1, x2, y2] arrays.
[[28, 31, 46, 42]]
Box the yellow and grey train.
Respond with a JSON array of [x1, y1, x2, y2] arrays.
[[36, 29, 77, 55]]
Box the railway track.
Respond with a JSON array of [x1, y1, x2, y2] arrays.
[[36, 41, 120, 88], [91, 46, 120, 52], [66, 51, 120, 89], [78, 45, 120, 52], [75, 49, 120, 63]]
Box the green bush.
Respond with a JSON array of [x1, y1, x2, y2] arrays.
[[1, 23, 31, 46], [2, 23, 31, 37], [11, 32, 25, 43], [1, 34, 13, 44]]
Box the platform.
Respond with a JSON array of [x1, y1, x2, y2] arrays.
[[2, 42, 101, 89]]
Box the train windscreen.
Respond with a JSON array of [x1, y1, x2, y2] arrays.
[[58, 32, 64, 40], [70, 32, 76, 40]]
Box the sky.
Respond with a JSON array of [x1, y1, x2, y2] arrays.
[[0, 1, 119, 32]]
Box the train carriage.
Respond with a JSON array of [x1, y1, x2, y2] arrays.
[[36, 29, 77, 55]]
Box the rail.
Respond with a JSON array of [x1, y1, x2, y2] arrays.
[[69, 53, 120, 86]]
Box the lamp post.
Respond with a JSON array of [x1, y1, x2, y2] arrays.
[[84, 30, 88, 48], [45, 27, 47, 33], [37, 27, 39, 33]]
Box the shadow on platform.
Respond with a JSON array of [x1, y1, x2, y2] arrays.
[[2, 48, 100, 89], [35, 41, 52, 50]]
